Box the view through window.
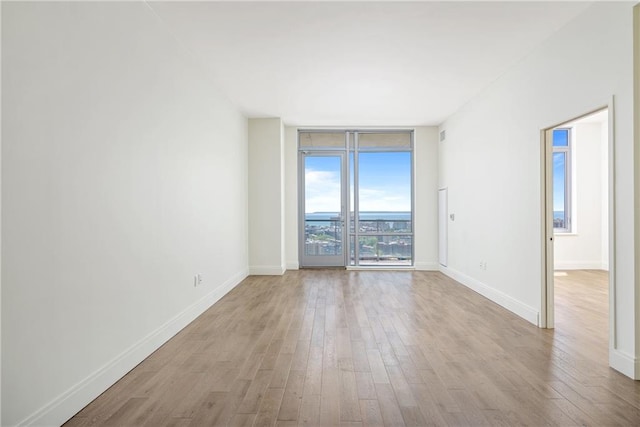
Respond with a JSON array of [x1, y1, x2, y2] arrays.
[[300, 130, 413, 267], [553, 128, 571, 232]]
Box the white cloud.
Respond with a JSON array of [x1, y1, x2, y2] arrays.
[[305, 169, 341, 213], [359, 187, 410, 212], [304, 170, 411, 213]]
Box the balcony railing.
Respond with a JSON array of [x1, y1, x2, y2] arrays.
[[304, 218, 413, 265], [304, 219, 342, 256], [352, 218, 412, 234]]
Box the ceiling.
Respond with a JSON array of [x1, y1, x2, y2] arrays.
[[148, 1, 593, 126]]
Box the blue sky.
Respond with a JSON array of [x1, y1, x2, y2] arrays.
[[553, 129, 568, 213], [553, 153, 566, 212], [304, 156, 342, 213], [305, 152, 411, 213]]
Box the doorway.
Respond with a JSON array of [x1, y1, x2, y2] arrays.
[[298, 130, 414, 268], [542, 107, 614, 347]]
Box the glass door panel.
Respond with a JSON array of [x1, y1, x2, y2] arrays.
[[300, 153, 346, 267], [355, 151, 412, 265]]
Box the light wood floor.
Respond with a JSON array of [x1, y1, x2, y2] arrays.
[[65, 270, 640, 426]]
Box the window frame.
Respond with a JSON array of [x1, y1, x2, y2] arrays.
[[553, 128, 572, 233], [298, 129, 414, 267]]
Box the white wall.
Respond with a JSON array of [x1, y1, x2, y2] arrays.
[[283, 126, 439, 270], [248, 118, 285, 275], [1, 3, 4, 423], [414, 127, 440, 270], [2, 3, 249, 425], [554, 121, 608, 270], [284, 126, 299, 269], [439, 2, 637, 377]]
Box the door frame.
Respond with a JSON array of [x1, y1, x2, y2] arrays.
[[540, 99, 616, 356], [298, 150, 348, 267]]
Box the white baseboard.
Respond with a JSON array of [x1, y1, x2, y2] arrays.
[[554, 261, 607, 270], [285, 261, 299, 270], [414, 261, 439, 271], [440, 266, 539, 326], [610, 348, 639, 379], [19, 269, 249, 427], [249, 265, 286, 275]]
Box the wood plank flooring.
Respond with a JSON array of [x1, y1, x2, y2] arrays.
[[65, 269, 640, 426]]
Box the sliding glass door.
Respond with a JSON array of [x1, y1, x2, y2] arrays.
[[299, 130, 413, 268]]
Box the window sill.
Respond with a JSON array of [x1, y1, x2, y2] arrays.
[[554, 232, 578, 237]]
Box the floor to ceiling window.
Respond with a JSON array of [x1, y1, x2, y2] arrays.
[[299, 130, 413, 267]]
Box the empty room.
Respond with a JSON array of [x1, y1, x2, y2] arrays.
[[3, 1, 640, 426]]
